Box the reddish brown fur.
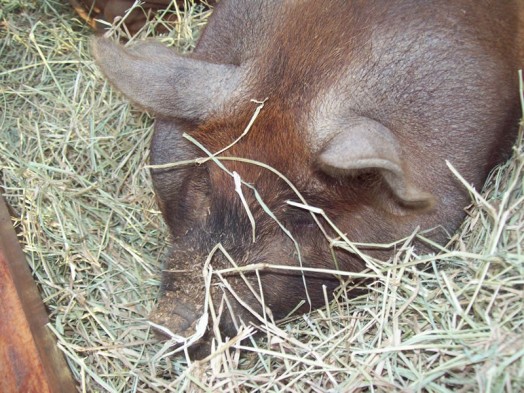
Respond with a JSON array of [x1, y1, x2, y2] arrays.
[[92, 0, 524, 357]]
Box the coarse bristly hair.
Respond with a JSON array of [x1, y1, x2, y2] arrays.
[[0, 1, 523, 392]]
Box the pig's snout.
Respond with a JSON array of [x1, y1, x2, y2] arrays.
[[149, 291, 202, 339]]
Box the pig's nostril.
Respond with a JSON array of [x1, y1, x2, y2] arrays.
[[174, 302, 198, 323], [149, 298, 200, 337]]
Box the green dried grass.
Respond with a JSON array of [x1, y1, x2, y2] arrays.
[[1, 1, 523, 392]]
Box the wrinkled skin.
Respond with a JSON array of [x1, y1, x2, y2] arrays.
[[93, 0, 523, 356]]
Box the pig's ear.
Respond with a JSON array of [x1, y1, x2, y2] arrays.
[[317, 119, 434, 209], [91, 38, 242, 120]]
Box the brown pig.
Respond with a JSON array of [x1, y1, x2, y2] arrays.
[[92, 0, 523, 355]]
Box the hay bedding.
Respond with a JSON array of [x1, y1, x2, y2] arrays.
[[1, 1, 523, 392]]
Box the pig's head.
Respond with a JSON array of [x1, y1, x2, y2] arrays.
[[92, 37, 436, 352], [92, 0, 520, 352]]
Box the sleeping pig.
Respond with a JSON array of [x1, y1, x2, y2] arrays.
[[92, 0, 523, 354]]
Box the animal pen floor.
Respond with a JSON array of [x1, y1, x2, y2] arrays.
[[0, 1, 523, 392]]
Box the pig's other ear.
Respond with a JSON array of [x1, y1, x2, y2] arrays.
[[317, 118, 434, 209], [91, 38, 243, 120]]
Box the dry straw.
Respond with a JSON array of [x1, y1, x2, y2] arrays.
[[1, 1, 522, 392]]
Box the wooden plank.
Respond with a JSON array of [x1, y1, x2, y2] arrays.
[[0, 196, 76, 393]]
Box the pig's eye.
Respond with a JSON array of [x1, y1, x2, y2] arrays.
[[284, 211, 318, 230], [296, 218, 318, 229]]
